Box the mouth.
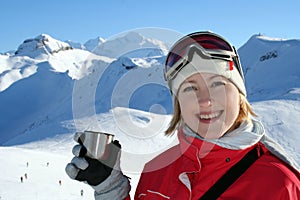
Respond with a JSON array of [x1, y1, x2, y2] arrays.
[[197, 110, 223, 123]]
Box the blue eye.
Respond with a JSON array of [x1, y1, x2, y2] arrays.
[[211, 81, 226, 88], [183, 85, 198, 92]]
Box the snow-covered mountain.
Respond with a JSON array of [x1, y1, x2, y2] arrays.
[[0, 32, 299, 199], [15, 34, 73, 59], [238, 34, 300, 166], [92, 31, 169, 58], [239, 34, 300, 100], [0, 32, 172, 145], [83, 36, 106, 52]]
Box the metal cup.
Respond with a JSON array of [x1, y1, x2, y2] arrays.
[[79, 131, 114, 160]]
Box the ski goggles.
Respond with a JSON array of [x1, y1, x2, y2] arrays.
[[164, 31, 244, 82]]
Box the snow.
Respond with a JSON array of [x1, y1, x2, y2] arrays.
[[0, 55, 38, 92], [84, 37, 106, 52], [92, 31, 169, 58], [0, 31, 300, 199], [0, 108, 177, 199], [0, 147, 94, 199]]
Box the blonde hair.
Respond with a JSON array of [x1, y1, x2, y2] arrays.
[[164, 93, 257, 136]]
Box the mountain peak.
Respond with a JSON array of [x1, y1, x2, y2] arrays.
[[238, 34, 300, 100], [123, 31, 144, 42], [84, 36, 106, 51], [15, 34, 73, 58], [92, 31, 169, 58]]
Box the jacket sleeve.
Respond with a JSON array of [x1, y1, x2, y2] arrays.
[[278, 180, 300, 200], [93, 169, 131, 200]]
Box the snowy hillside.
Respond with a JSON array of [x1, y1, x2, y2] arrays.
[[0, 108, 177, 199], [0, 32, 172, 145], [0, 32, 300, 199], [239, 34, 300, 163], [239, 34, 300, 100]]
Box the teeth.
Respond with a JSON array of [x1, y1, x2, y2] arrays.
[[200, 111, 221, 119]]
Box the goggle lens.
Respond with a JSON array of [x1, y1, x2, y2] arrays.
[[165, 32, 242, 81]]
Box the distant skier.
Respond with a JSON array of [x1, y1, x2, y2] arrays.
[[26, 162, 29, 167], [20, 176, 23, 183], [24, 173, 27, 179], [59, 180, 62, 186], [47, 162, 49, 167], [80, 189, 84, 196]]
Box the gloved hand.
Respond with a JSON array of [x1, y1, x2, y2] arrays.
[[65, 132, 131, 199]]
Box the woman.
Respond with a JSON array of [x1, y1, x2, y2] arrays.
[[66, 31, 300, 199]]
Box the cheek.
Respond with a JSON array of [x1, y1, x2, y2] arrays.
[[179, 98, 193, 118], [178, 95, 199, 123], [225, 90, 240, 119], [178, 93, 200, 113], [178, 91, 198, 106]]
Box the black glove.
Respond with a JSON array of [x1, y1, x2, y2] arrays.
[[66, 133, 121, 186]]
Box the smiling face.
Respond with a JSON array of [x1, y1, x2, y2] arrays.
[[177, 73, 240, 139]]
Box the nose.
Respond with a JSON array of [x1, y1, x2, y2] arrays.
[[198, 97, 212, 107], [197, 88, 212, 107]]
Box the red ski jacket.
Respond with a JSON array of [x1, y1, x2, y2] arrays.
[[130, 129, 300, 200]]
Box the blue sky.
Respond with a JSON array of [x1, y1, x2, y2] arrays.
[[1, 0, 300, 52]]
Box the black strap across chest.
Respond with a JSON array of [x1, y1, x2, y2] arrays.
[[199, 146, 264, 200]]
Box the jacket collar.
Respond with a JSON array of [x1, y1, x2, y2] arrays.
[[177, 128, 247, 171], [177, 120, 265, 167], [182, 119, 265, 150], [178, 120, 300, 172]]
